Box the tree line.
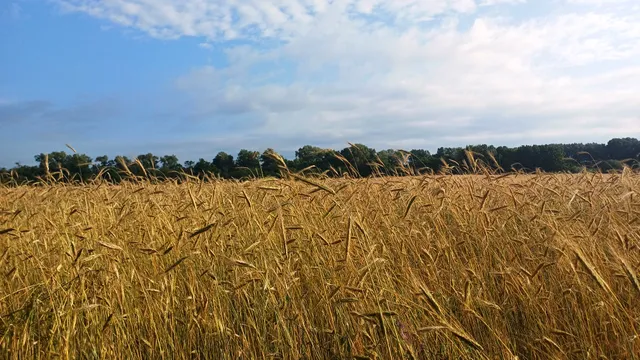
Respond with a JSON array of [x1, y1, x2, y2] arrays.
[[1, 137, 639, 184]]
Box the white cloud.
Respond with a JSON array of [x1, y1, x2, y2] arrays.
[[567, 0, 628, 4], [56, 0, 483, 40], [54, 0, 640, 150], [479, 0, 525, 6]]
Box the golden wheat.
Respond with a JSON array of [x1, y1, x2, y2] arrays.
[[0, 171, 639, 359]]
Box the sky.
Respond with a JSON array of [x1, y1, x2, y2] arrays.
[[1, 0, 639, 167]]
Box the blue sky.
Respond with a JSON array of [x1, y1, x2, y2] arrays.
[[1, 0, 639, 167]]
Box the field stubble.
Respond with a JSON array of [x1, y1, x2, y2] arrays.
[[1, 171, 639, 359]]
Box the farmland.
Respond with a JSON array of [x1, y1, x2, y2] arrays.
[[1, 171, 639, 359]]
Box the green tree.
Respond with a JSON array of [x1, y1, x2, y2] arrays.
[[35, 151, 67, 173], [562, 143, 608, 166], [114, 155, 132, 175], [193, 158, 217, 178], [213, 152, 235, 178], [8, 136, 640, 183], [95, 155, 110, 167], [514, 144, 565, 172], [235, 149, 261, 178], [607, 138, 640, 161], [408, 149, 436, 173], [67, 153, 94, 182], [598, 159, 624, 172], [9, 163, 42, 183], [340, 144, 377, 177], [294, 145, 335, 173], [496, 146, 519, 171], [260, 149, 282, 177], [376, 149, 404, 175], [137, 153, 159, 169], [93, 155, 119, 182], [34, 151, 93, 181], [463, 144, 498, 171], [160, 155, 181, 172]]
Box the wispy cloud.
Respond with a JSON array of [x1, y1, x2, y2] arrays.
[[55, 0, 482, 40], [51, 0, 640, 151], [2, 2, 23, 20], [0, 98, 123, 128], [0, 100, 52, 124]]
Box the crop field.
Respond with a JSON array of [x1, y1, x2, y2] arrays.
[[1, 171, 639, 359]]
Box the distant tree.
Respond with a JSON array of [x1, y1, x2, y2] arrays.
[[539, 144, 566, 172], [464, 144, 498, 170], [5, 136, 640, 184], [67, 153, 94, 182], [235, 149, 261, 178], [93, 155, 119, 181], [376, 149, 405, 175], [583, 143, 609, 161], [33, 151, 93, 181], [95, 155, 110, 167], [435, 147, 465, 173], [294, 145, 335, 173], [160, 155, 181, 172], [114, 156, 132, 174], [193, 158, 216, 178], [35, 151, 67, 173], [496, 146, 519, 171], [129, 153, 159, 178], [213, 152, 235, 178], [514, 144, 565, 172], [436, 147, 464, 161], [562, 143, 608, 166], [34, 153, 47, 173], [137, 153, 159, 169], [598, 159, 624, 172], [260, 149, 282, 177], [607, 138, 640, 161], [408, 149, 436, 173], [340, 144, 377, 177], [9, 163, 41, 183]]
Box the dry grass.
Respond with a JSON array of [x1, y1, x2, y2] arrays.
[[1, 170, 639, 359]]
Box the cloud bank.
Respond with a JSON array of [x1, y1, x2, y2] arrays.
[[53, 0, 640, 151]]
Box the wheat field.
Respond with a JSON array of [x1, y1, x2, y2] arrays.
[[1, 171, 639, 359]]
